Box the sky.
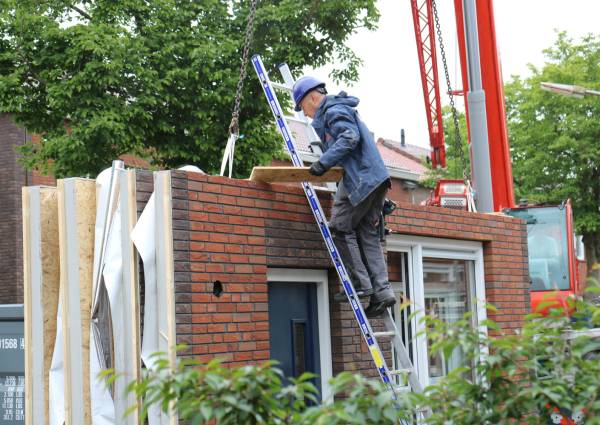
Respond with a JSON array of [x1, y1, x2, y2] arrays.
[[307, 0, 599, 149]]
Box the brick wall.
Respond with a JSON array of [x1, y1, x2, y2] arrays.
[[176, 173, 330, 365], [174, 172, 530, 377], [0, 117, 56, 304], [0, 114, 27, 303]]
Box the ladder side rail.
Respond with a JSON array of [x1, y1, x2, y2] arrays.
[[252, 54, 396, 392], [384, 311, 424, 393]]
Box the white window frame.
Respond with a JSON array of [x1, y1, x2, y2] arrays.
[[266, 268, 333, 402], [387, 235, 488, 387]]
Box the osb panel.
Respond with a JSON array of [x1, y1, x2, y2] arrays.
[[58, 179, 95, 425], [249, 166, 343, 183], [40, 188, 60, 425], [75, 179, 95, 425]]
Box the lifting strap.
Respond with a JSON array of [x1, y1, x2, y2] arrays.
[[220, 0, 259, 178]]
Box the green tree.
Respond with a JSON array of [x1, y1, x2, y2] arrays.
[[0, 0, 379, 178], [504, 32, 600, 271]]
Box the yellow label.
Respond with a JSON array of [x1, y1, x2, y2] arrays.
[[369, 346, 384, 368]]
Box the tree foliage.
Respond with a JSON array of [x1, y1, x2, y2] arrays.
[[504, 32, 600, 268], [0, 0, 379, 178]]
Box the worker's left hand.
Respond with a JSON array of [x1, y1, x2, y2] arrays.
[[309, 161, 327, 176]]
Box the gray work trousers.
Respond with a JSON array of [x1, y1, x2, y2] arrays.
[[329, 180, 393, 303]]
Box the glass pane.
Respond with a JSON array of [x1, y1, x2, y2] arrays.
[[505, 206, 570, 291], [423, 258, 471, 383], [388, 251, 411, 388], [292, 321, 306, 377]]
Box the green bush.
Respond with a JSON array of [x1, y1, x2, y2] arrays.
[[126, 293, 600, 425], [126, 356, 403, 425]]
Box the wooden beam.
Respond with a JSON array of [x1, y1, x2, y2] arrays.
[[23, 186, 60, 425], [154, 171, 178, 425], [249, 166, 344, 183], [58, 179, 95, 425], [117, 169, 142, 424]]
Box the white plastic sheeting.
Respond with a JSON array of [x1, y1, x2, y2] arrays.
[[131, 172, 177, 425], [131, 193, 158, 371], [90, 166, 120, 424], [131, 193, 166, 425], [48, 297, 64, 425]]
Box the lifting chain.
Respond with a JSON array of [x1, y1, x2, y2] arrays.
[[228, 0, 259, 137], [431, 0, 470, 181]]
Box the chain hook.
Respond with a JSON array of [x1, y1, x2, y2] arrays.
[[431, 0, 470, 182], [227, 0, 258, 139]]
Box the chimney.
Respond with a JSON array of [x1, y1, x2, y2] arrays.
[[400, 129, 406, 147]]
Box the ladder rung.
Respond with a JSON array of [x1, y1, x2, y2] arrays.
[[373, 331, 396, 338], [283, 115, 310, 124], [390, 368, 411, 376], [271, 81, 292, 91], [394, 385, 411, 394]]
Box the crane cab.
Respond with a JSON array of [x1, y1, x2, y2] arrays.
[[505, 202, 579, 314]]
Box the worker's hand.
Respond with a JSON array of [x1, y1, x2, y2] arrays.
[[309, 161, 327, 176]]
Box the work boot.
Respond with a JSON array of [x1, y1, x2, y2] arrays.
[[333, 287, 374, 302], [365, 289, 396, 318]]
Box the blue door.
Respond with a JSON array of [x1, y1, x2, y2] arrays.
[[268, 282, 321, 394]]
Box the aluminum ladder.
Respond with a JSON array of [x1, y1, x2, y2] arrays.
[[251, 54, 427, 407]]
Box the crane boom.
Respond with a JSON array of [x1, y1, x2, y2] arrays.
[[410, 0, 446, 168], [453, 0, 515, 210]]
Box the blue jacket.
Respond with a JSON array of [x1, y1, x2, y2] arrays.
[[311, 92, 390, 206]]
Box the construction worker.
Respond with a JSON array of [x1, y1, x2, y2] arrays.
[[292, 76, 396, 318]]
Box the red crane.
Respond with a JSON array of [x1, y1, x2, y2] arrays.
[[410, 0, 582, 314], [410, 0, 446, 169]]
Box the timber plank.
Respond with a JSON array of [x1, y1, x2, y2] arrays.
[[249, 166, 343, 183]]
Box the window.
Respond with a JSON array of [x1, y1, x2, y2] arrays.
[[505, 206, 571, 291], [423, 258, 473, 383], [387, 236, 486, 387]]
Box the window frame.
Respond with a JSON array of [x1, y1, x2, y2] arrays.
[[386, 235, 488, 387]]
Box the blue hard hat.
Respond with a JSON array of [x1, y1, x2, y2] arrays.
[[292, 76, 326, 111]]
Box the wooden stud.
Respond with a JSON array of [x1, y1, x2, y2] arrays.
[[154, 171, 178, 425], [23, 187, 60, 425], [116, 169, 142, 424], [58, 179, 95, 425]]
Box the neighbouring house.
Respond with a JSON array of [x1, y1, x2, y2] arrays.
[[0, 114, 54, 303]]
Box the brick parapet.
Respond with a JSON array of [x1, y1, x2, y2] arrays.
[[175, 173, 529, 374]]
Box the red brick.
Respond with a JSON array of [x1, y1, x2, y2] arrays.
[[179, 172, 530, 378], [207, 324, 226, 333]]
